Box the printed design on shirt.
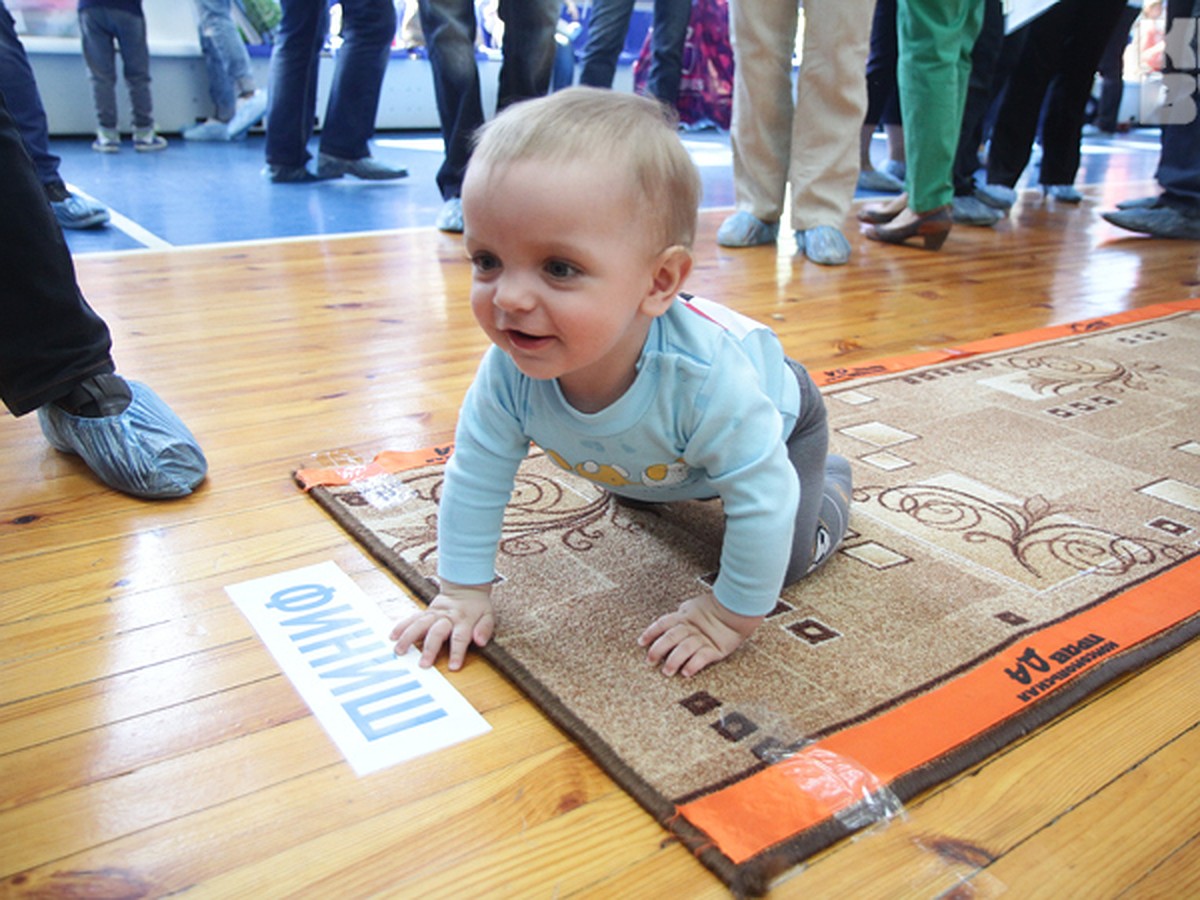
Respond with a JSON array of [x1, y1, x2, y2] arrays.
[[545, 448, 689, 490], [641, 459, 689, 488]]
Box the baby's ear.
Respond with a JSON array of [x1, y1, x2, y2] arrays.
[[642, 245, 694, 317]]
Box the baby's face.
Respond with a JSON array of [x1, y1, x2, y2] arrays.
[[461, 157, 670, 411]]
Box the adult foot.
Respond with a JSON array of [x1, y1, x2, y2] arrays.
[[37, 375, 207, 499]]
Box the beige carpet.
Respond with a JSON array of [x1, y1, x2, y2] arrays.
[[299, 300, 1200, 895]]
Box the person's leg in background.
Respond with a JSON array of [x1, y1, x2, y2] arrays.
[[787, 0, 873, 265], [1102, 0, 1200, 238], [418, 0, 483, 228], [78, 6, 122, 149], [643, 0, 690, 106], [899, 0, 985, 215], [576, 0, 635, 90], [951, 0, 1005, 225], [315, 0, 407, 178], [265, 0, 327, 179], [1035, 0, 1126, 195], [495, 0, 558, 109], [716, 0, 797, 248], [186, 0, 267, 140], [1093, 4, 1141, 133], [860, 0, 906, 193], [108, 7, 158, 141], [0, 1, 109, 227]]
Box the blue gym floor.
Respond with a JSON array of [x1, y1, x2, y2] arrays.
[[52, 125, 1164, 256]]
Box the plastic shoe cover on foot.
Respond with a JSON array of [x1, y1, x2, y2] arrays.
[[1116, 195, 1160, 211], [858, 169, 903, 193], [38, 381, 207, 499], [858, 169, 904, 193], [716, 211, 779, 247], [227, 89, 268, 139], [436, 197, 464, 232], [976, 183, 1017, 210], [1101, 206, 1200, 240], [802, 225, 851, 265], [183, 118, 231, 141], [951, 195, 1003, 226], [1044, 184, 1082, 203]]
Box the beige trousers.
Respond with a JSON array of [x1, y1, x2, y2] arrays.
[[727, 0, 872, 231]]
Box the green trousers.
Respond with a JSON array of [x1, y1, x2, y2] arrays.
[[897, 0, 986, 212]]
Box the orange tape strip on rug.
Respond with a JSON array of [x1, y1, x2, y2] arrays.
[[295, 446, 453, 490], [812, 297, 1200, 387], [677, 556, 1200, 864]]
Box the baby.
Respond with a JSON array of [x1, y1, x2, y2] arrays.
[[391, 87, 851, 677]]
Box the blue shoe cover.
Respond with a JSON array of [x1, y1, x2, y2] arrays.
[[38, 381, 207, 499], [802, 225, 851, 266], [717, 211, 779, 247]]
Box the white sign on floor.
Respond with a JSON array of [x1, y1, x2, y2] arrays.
[[226, 560, 490, 775]]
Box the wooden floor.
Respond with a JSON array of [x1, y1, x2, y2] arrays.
[[3, 187, 1199, 898]]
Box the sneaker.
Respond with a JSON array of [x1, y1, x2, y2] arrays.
[[975, 183, 1017, 211], [226, 88, 268, 140], [92, 128, 120, 153], [1044, 184, 1082, 203], [51, 193, 111, 230], [436, 197, 464, 233], [315, 152, 408, 180], [1101, 205, 1200, 240], [133, 128, 168, 152], [857, 169, 904, 193], [800, 225, 851, 266], [263, 163, 317, 183], [716, 211, 779, 247], [950, 195, 1003, 227], [182, 118, 231, 141], [37, 375, 207, 499]]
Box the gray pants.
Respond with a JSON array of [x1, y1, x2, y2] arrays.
[[784, 358, 852, 584], [79, 6, 154, 130]]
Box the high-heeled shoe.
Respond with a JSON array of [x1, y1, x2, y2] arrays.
[[856, 192, 908, 225], [864, 206, 952, 251]]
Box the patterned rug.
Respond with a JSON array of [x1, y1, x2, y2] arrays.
[[297, 300, 1200, 895]]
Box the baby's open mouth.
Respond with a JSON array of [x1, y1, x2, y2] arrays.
[[507, 329, 552, 351]]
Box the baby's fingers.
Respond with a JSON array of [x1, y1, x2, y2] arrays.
[[638, 611, 680, 649], [418, 616, 453, 668], [390, 613, 430, 652], [658, 633, 711, 677]]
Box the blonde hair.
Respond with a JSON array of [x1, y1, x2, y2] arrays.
[[469, 87, 701, 249]]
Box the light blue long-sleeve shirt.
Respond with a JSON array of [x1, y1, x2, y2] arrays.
[[437, 294, 803, 616]]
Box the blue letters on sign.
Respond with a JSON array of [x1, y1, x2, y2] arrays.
[[267, 582, 449, 742]]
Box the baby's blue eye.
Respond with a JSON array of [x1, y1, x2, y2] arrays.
[[472, 253, 500, 272], [545, 259, 580, 279]]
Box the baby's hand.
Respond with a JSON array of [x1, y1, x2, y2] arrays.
[[390, 580, 494, 671], [638, 592, 764, 678]]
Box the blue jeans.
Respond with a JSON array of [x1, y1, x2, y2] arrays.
[[417, 0, 558, 199], [265, 0, 396, 166], [1158, 0, 1200, 210], [79, 6, 154, 130], [578, 0, 690, 105], [0, 1, 61, 185], [193, 0, 256, 121]]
